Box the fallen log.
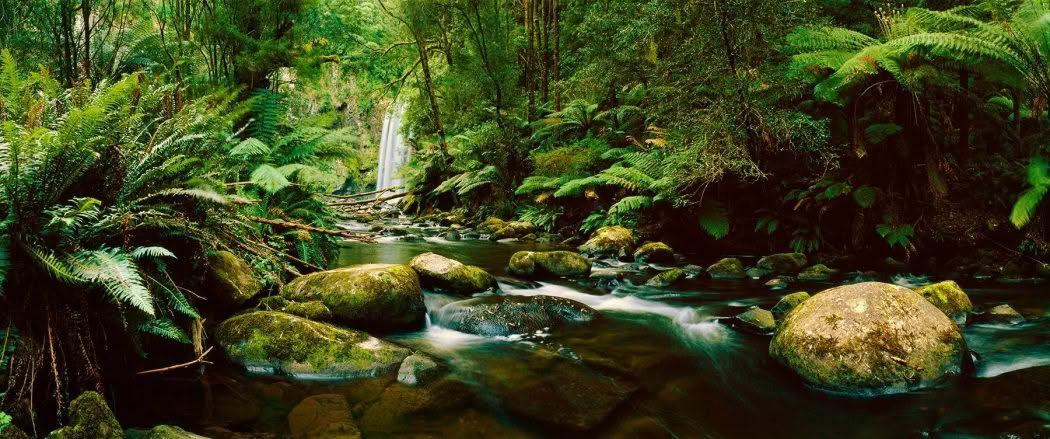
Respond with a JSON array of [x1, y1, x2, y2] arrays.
[[247, 216, 377, 242], [322, 186, 403, 199], [327, 192, 408, 207]]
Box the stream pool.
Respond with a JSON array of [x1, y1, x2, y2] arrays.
[[114, 236, 1050, 438]]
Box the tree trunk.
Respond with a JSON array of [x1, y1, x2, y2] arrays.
[[541, 0, 550, 104], [525, 0, 535, 121], [553, 0, 561, 111], [60, 0, 76, 86], [81, 0, 91, 83], [415, 30, 448, 155]]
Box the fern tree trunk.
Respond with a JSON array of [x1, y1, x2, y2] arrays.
[[553, 0, 561, 111]]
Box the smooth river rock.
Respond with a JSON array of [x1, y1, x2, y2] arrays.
[[436, 295, 599, 336], [578, 226, 637, 259], [287, 394, 360, 439], [281, 264, 426, 331], [634, 242, 675, 264], [207, 250, 262, 306], [707, 258, 745, 279], [757, 253, 808, 275], [645, 268, 684, 287], [769, 282, 967, 395], [913, 280, 973, 322], [216, 311, 411, 379], [771, 292, 810, 320], [409, 252, 497, 295], [508, 251, 592, 278]]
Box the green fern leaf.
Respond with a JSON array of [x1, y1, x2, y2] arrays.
[[137, 318, 191, 344], [131, 246, 176, 259], [698, 201, 730, 240], [852, 185, 877, 208], [230, 138, 271, 158], [251, 164, 291, 194], [608, 195, 653, 216]]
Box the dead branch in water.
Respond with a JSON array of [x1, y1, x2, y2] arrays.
[[247, 216, 376, 242], [327, 192, 408, 207], [136, 347, 215, 375]]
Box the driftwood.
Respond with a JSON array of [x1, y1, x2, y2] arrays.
[[328, 192, 408, 207], [322, 186, 403, 200], [136, 347, 214, 375], [248, 216, 376, 242]]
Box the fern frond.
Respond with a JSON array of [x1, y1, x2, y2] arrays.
[[72, 249, 155, 316], [137, 318, 191, 344], [251, 164, 291, 194], [698, 200, 730, 239], [131, 246, 176, 260], [608, 195, 653, 215]]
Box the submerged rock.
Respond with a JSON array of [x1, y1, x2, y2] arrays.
[[409, 252, 496, 295], [498, 361, 637, 431], [281, 264, 425, 331], [769, 282, 967, 395], [984, 304, 1025, 324], [490, 221, 537, 240], [508, 251, 592, 278], [125, 425, 208, 439], [707, 258, 745, 279], [765, 278, 788, 290], [798, 264, 838, 281], [733, 307, 775, 333], [216, 311, 411, 379], [746, 267, 773, 279], [913, 280, 973, 322], [207, 250, 262, 306], [397, 352, 446, 387], [682, 265, 705, 277], [771, 292, 810, 320], [634, 242, 675, 264], [46, 391, 122, 439], [287, 394, 360, 439], [437, 295, 599, 336], [645, 269, 685, 287], [441, 230, 461, 241], [757, 253, 807, 275], [578, 226, 637, 259]]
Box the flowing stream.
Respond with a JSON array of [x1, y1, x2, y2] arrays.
[[114, 231, 1050, 438]]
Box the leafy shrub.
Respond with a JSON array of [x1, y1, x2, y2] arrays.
[[531, 138, 609, 177]]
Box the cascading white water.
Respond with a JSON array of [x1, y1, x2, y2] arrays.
[[375, 105, 410, 193]]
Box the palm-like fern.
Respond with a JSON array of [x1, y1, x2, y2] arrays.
[[1011, 157, 1050, 228]]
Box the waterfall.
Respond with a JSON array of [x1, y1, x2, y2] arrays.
[[376, 105, 409, 194]]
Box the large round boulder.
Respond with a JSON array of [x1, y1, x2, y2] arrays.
[[578, 226, 637, 259], [216, 311, 411, 379], [489, 221, 537, 240], [435, 295, 599, 336], [757, 253, 808, 275], [770, 282, 967, 395], [207, 250, 262, 306], [913, 280, 973, 322], [282, 264, 425, 331], [508, 251, 592, 278], [633, 242, 675, 264], [409, 252, 497, 295]]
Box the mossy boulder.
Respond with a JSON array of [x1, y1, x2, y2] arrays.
[[770, 282, 967, 395], [397, 352, 446, 387], [578, 226, 637, 259], [756, 253, 808, 275], [125, 425, 209, 439], [645, 269, 685, 287], [287, 394, 360, 439], [207, 250, 262, 306], [281, 264, 425, 331], [798, 264, 839, 281], [771, 292, 810, 320], [216, 311, 411, 379], [633, 242, 675, 264], [508, 251, 592, 278], [497, 361, 637, 431], [489, 221, 537, 240], [46, 391, 122, 439], [706, 258, 745, 279], [0, 425, 29, 439], [409, 252, 497, 295], [478, 217, 508, 234], [914, 281, 973, 322], [283, 301, 334, 321], [733, 307, 775, 333], [765, 278, 788, 290], [984, 304, 1025, 324], [436, 295, 599, 336]]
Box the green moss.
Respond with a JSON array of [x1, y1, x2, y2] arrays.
[[798, 264, 838, 281], [578, 226, 637, 258], [490, 222, 537, 240], [282, 264, 425, 331], [633, 242, 675, 263], [645, 268, 684, 287], [771, 292, 810, 320], [208, 250, 262, 305], [46, 392, 122, 439], [283, 301, 333, 320], [914, 280, 973, 321], [706, 258, 745, 279], [534, 251, 592, 277], [757, 253, 808, 275], [409, 252, 496, 295], [508, 251, 537, 276], [734, 308, 775, 333], [478, 217, 508, 234]]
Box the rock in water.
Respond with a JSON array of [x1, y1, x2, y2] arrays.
[[207, 250, 262, 306], [441, 230, 461, 241], [798, 264, 838, 281], [498, 362, 637, 431], [409, 252, 497, 295], [733, 307, 775, 333], [634, 242, 675, 264], [578, 226, 637, 259], [216, 311, 411, 379], [489, 221, 537, 240], [645, 269, 684, 287], [706, 258, 745, 279], [771, 292, 810, 320], [984, 304, 1025, 324], [508, 251, 592, 277], [287, 394, 361, 439], [46, 391, 122, 439], [125, 425, 209, 439], [282, 264, 426, 331], [913, 280, 973, 322], [769, 282, 967, 395], [757, 253, 808, 275], [477, 217, 508, 234], [437, 295, 599, 336], [397, 353, 446, 387]]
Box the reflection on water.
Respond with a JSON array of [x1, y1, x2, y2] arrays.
[[116, 238, 1050, 438]]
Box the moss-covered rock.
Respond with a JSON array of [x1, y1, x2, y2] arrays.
[[798, 264, 839, 281], [633, 242, 675, 264], [478, 217, 508, 234], [771, 292, 810, 320], [756, 253, 808, 275], [207, 250, 262, 306], [508, 251, 591, 278], [770, 282, 966, 395], [489, 221, 537, 240], [578, 226, 637, 259], [281, 264, 425, 331], [216, 311, 411, 379], [733, 307, 775, 333], [397, 352, 446, 387], [1, 425, 29, 439], [441, 230, 461, 241], [125, 425, 208, 439], [645, 269, 685, 287], [287, 394, 360, 439], [913, 281, 973, 322], [706, 258, 745, 279], [765, 278, 788, 290], [46, 391, 122, 439], [436, 295, 599, 336], [984, 304, 1025, 324], [409, 252, 497, 295], [283, 301, 334, 321], [497, 361, 637, 431]]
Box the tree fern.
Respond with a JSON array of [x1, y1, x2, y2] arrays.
[[1011, 157, 1050, 228], [137, 318, 191, 344], [600, 166, 657, 192], [72, 249, 155, 316], [608, 195, 654, 215], [698, 200, 730, 239], [251, 164, 292, 194]]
